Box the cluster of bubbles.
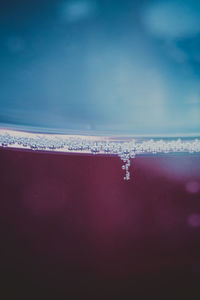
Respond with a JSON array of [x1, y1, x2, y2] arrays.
[[0, 131, 200, 181]]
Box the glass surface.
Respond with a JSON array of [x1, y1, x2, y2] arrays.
[[0, 0, 200, 136]]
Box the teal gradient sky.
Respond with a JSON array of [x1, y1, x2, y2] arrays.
[[0, 0, 200, 135]]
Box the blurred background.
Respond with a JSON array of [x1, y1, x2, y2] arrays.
[[0, 0, 200, 135]]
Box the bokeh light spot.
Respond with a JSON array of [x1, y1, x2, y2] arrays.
[[185, 181, 200, 194], [59, 0, 97, 22], [142, 0, 200, 39], [187, 213, 200, 227]]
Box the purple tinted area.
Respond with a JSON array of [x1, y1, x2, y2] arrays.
[[0, 148, 200, 298]]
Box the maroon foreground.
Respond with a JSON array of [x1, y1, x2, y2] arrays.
[[0, 148, 200, 298]]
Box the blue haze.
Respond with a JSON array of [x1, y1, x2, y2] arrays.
[[0, 0, 200, 136]]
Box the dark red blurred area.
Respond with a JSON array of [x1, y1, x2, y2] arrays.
[[0, 148, 200, 299]]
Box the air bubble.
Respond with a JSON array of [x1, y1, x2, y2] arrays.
[[0, 130, 200, 181]]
